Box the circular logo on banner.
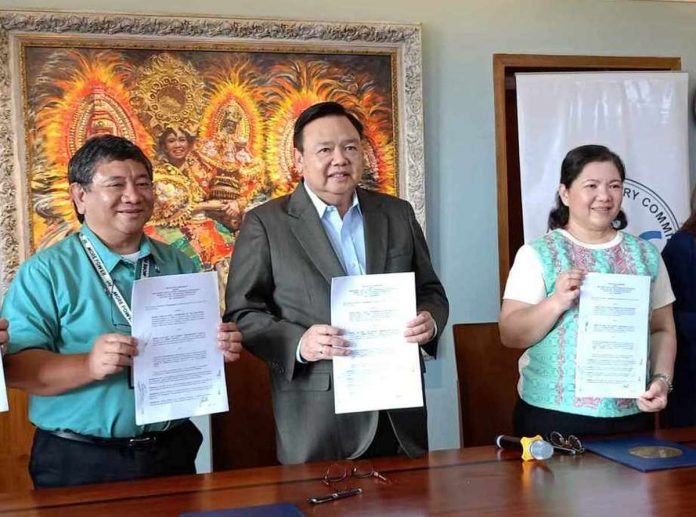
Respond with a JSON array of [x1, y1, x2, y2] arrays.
[[622, 179, 679, 250]]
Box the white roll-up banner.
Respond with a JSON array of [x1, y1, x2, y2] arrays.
[[516, 72, 689, 250]]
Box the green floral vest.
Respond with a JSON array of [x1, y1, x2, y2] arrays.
[[519, 230, 659, 417]]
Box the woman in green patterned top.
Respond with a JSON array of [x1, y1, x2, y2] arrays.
[[499, 145, 676, 438]]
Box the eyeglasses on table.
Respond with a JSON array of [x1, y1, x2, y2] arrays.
[[308, 460, 388, 505], [548, 431, 585, 455], [323, 459, 389, 486]]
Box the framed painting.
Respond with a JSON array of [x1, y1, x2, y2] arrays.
[[0, 10, 425, 293]]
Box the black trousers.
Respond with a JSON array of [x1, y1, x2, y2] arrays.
[[30, 420, 202, 489], [514, 398, 654, 438]]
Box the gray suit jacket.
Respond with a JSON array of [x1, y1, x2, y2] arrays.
[[225, 184, 448, 464]]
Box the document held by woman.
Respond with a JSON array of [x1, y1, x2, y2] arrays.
[[575, 272, 650, 398]]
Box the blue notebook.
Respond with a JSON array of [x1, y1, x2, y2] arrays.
[[181, 503, 304, 517], [584, 436, 696, 472]]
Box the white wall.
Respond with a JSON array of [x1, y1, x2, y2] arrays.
[[4, 0, 696, 451]]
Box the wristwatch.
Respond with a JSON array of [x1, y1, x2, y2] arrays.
[[650, 373, 673, 393]]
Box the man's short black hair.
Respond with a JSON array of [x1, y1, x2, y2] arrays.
[[293, 101, 364, 152], [68, 135, 153, 223], [68, 134, 153, 186]]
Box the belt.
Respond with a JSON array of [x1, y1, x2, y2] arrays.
[[48, 429, 163, 448]]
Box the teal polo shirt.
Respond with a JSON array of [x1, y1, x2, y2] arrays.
[[1, 225, 197, 438]]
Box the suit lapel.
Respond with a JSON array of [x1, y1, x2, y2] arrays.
[[359, 189, 388, 275], [287, 184, 346, 283]]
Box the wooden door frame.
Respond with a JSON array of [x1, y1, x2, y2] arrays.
[[493, 54, 681, 295]]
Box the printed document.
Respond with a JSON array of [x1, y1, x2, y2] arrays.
[[331, 272, 423, 414], [575, 272, 650, 398], [0, 356, 8, 412], [132, 271, 228, 425]]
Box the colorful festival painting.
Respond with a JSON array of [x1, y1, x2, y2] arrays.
[[0, 13, 426, 293], [25, 48, 395, 281]]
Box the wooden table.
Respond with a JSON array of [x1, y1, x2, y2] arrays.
[[3, 428, 696, 516]]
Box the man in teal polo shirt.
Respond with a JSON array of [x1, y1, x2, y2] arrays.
[[1, 135, 243, 488]]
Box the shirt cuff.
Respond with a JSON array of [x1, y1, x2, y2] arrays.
[[296, 340, 307, 364]]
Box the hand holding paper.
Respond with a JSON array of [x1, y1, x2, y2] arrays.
[[217, 322, 243, 363], [550, 269, 584, 313], [299, 325, 349, 362], [404, 311, 436, 344], [87, 333, 138, 381], [0, 318, 8, 355], [637, 379, 669, 412]]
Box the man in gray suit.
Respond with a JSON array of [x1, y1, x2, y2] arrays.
[[225, 101, 448, 464]]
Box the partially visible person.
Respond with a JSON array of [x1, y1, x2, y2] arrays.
[[1, 135, 243, 488], [499, 144, 676, 438], [662, 188, 696, 427], [0, 318, 8, 355]]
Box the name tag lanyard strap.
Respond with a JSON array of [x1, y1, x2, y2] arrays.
[[78, 233, 150, 326]]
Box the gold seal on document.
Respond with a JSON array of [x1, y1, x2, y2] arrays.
[[628, 446, 683, 459]]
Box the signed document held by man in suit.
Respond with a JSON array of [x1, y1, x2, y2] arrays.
[[331, 272, 422, 414], [225, 101, 448, 464]]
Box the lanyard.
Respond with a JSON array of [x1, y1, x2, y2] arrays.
[[78, 233, 151, 326]]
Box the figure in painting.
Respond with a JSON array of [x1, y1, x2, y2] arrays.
[[199, 103, 268, 218], [128, 53, 247, 284], [147, 125, 238, 272]]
